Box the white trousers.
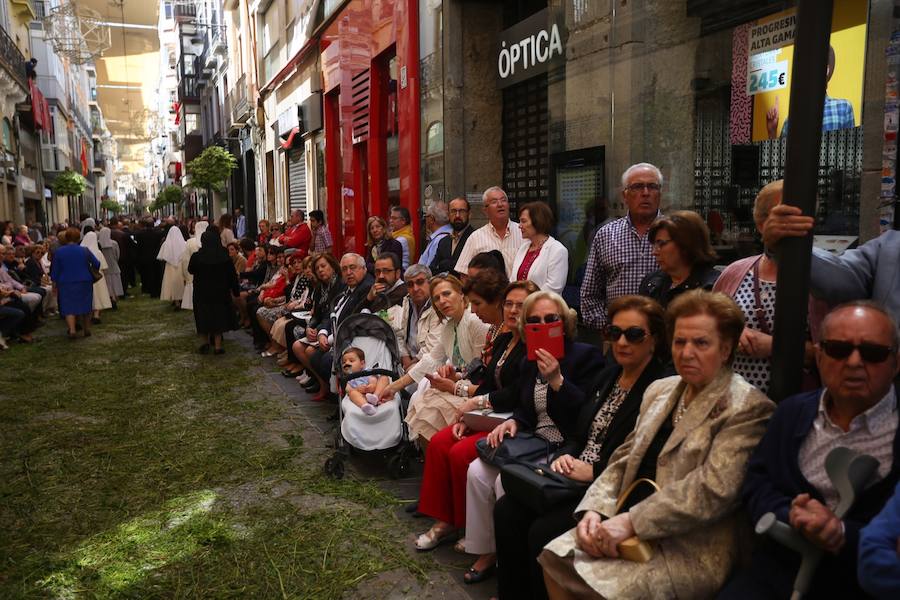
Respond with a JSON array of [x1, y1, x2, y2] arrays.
[[21, 292, 41, 311], [464, 457, 505, 555]]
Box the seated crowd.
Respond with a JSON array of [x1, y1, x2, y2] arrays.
[[5, 164, 900, 598]]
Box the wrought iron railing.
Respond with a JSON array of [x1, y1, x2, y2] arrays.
[[0, 24, 27, 88]]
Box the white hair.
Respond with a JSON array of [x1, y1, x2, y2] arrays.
[[404, 264, 432, 280], [482, 186, 508, 205], [621, 163, 664, 189], [341, 252, 365, 268], [426, 200, 449, 225]]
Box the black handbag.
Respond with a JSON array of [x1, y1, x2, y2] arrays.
[[85, 249, 102, 283], [476, 432, 551, 468], [500, 461, 590, 514]]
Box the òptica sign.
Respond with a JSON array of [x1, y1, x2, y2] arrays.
[[497, 9, 567, 89]]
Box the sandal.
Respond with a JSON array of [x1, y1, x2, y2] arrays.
[[415, 524, 456, 551], [463, 563, 496, 585], [453, 538, 467, 554]]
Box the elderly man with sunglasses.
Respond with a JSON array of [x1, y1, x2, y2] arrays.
[[580, 163, 663, 333], [719, 301, 900, 599]]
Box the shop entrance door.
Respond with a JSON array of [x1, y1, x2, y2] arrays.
[[501, 74, 549, 212]]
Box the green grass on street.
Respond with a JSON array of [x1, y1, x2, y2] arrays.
[[0, 296, 431, 598]]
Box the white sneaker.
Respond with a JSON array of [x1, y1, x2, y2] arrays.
[[0, 335, 7, 350], [296, 372, 311, 385]]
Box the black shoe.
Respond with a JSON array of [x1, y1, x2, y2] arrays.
[[404, 501, 419, 514], [198, 344, 211, 354], [303, 383, 321, 394], [213, 348, 225, 355]]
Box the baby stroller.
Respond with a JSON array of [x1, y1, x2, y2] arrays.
[[323, 312, 417, 480]]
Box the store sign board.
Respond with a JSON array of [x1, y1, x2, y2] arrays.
[[746, 51, 788, 96], [748, 13, 796, 55], [497, 9, 567, 89]]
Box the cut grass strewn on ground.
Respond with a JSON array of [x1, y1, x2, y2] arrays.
[[0, 296, 431, 598]]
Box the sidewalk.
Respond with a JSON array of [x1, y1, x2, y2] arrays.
[[230, 330, 496, 600]]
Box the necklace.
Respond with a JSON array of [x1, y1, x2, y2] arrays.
[[672, 391, 691, 425]]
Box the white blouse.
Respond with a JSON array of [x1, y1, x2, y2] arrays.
[[406, 307, 490, 383]]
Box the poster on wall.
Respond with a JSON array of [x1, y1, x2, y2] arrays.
[[748, 0, 868, 142]]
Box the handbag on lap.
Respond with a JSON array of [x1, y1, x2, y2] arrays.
[[500, 460, 590, 514]]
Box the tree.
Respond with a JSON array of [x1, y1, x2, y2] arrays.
[[52, 169, 87, 197], [186, 146, 238, 193], [100, 198, 122, 215], [157, 185, 184, 207]]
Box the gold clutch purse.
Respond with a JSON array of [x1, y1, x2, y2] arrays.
[[613, 478, 660, 563]]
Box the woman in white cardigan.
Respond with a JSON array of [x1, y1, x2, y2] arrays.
[[379, 274, 490, 449], [510, 201, 568, 294]]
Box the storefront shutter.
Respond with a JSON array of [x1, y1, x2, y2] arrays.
[[502, 74, 549, 212], [287, 147, 307, 213]]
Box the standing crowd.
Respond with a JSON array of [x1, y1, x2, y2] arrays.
[[5, 161, 900, 598]]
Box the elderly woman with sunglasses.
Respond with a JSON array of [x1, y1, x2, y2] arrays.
[[493, 295, 670, 599], [539, 290, 774, 600], [460, 290, 605, 585]]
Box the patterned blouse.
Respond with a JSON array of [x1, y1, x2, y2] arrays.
[[534, 381, 564, 444], [579, 383, 629, 464], [731, 271, 776, 394]]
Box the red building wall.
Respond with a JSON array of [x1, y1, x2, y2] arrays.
[[320, 0, 420, 256]]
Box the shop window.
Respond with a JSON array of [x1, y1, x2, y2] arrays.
[[425, 121, 443, 155]]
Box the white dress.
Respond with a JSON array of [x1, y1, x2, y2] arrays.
[[180, 222, 208, 310], [158, 226, 187, 302], [81, 232, 113, 311]]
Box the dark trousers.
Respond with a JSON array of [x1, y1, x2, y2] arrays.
[[494, 494, 582, 600], [138, 260, 162, 297], [248, 297, 268, 347], [120, 259, 136, 290], [0, 297, 37, 335], [0, 304, 25, 336]]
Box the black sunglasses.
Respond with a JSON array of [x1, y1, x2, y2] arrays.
[[605, 326, 649, 344], [819, 340, 896, 363], [525, 314, 562, 324]]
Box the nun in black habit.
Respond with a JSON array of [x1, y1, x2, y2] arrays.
[[188, 226, 239, 354]]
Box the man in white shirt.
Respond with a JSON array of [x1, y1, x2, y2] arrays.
[[454, 186, 522, 277], [387, 264, 443, 371]]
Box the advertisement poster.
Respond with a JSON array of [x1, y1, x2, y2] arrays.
[[749, 0, 867, 142]]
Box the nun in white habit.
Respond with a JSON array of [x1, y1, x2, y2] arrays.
[[158, 226, 187, 305], [180, 220, 209, 310], [81, 231, 113, 319]]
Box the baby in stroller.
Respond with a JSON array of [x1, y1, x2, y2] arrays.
[[341, 346, 390, 416]]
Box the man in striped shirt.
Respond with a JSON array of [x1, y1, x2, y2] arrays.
[[454, 186, 522, 278], [580, 163, 663, 331]]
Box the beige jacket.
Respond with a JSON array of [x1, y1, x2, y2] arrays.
[[387, 297, 444, 362], [544, 370, 774, 600]]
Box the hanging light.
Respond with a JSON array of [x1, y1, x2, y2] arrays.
[[42, 2, 112, 65]]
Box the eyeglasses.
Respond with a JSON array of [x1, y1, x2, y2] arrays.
[[374, 267, 398, 275], [450, 208, 469, 215], [605, 326, 649, 343], [819, 340, 896, 363], [525, 314, 562, 324], [651, 239, 673, 250], [503, 300, 524, 311], [625, 183, 661, 193]]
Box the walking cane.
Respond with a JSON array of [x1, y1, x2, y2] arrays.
[[755, 447, 879, 600]]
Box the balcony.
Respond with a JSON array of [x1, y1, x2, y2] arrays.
[[0, 24, 27, 89], [178, 77, 199, 102], [174, 3, 197, 22], [229, 73, 249, 125]]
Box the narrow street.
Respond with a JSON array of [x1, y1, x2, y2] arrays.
[[1, 298, 487, 599]]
